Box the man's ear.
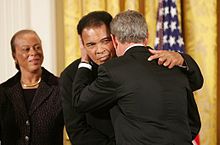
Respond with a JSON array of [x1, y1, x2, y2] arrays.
[[111, 34, 118, 49], [143, 32, 149, 46]]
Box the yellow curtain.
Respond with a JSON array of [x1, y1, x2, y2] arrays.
[[183, 0, 217, 145], [62, 0, 218, 145], [124, 0, 139, 11]]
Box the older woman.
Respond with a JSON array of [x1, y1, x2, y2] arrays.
[[0, 29, 63, 145]]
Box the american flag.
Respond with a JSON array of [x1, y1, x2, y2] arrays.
[[192, 135, 200, 145], [154, 0, 184, 53], [154, 0, 200, 145]]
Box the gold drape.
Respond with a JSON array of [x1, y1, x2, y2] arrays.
[[63, 0, 82, 66], [106, 0, 120, 17], [125, 0, 139, 11], [183, 1, 217, 145], [62, 0, 218, 145]]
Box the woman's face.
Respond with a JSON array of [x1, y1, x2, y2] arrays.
[[13, 33, 44, 73]]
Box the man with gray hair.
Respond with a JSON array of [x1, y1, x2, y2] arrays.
[[72, 10, 202, 145]]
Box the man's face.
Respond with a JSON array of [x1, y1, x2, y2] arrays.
[[81, 24, 115, 65]]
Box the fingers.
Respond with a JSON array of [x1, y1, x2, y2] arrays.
[[148, 49, 167, 66], [167, 59, 178, 69], [78, 35, 90, 62], [163, 52, 184, 69], [148, 49, 158, 54], [162, 57, 171, 67], [148, 49, 164, 61], [158, 57, 166, 65], [148, 49, 184, 69]]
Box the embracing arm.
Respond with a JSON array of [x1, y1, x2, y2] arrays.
[[148, 49, 203, 91], [60, 67, 115, 145], [180, 53, 203, 91], [72, 66, 117, 113]]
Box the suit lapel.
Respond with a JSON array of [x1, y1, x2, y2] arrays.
[[125, 46, 151, 56], [29, 81, 53, 115]]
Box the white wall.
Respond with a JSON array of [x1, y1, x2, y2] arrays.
[[0, 0, 57, 83]]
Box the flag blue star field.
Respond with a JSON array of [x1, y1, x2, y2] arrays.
[[154, 0, 184, 53]]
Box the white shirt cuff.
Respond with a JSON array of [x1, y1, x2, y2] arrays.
[[78, 62, 92, 70]]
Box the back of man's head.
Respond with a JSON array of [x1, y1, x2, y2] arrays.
[[110, 10, 148, 44], [77, 11, 112, 36]]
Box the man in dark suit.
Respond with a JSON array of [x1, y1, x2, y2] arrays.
[[60, 11, 115, 145], [72, 10, 203, 145]]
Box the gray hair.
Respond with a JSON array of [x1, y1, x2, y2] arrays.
[[110, 10, 148, 43]]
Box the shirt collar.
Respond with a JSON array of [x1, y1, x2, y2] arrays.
[[124, 44, 145, 53]]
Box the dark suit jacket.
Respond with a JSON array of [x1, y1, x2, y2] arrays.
[[60, 59, 115, 145], [73, 46, 203, 145], [0, 68, 64, 145]]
